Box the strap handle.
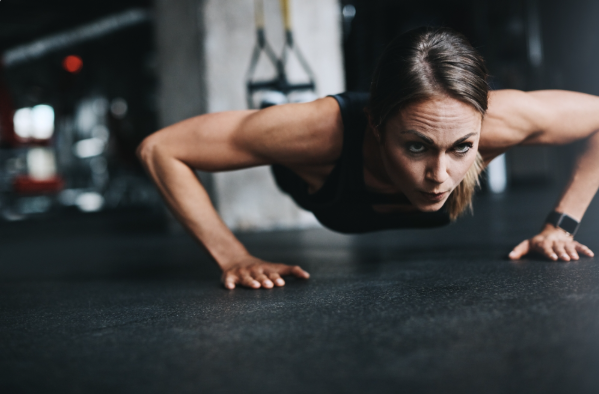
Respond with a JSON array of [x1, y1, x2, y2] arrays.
[[254, 0, 265, 30], [279, 0, 292, 31]]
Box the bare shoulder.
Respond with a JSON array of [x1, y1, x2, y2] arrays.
[[236, 96, 343, 167], [479, 89, 546, 163]]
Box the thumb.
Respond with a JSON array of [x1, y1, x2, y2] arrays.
[[509, 240, 530, 260]]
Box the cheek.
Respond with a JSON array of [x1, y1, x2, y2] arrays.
[[382, 148, 425, 184], [447, 153, 478, 185]]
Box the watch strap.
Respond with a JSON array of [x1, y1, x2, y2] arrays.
[[546, 211, 579, 236]]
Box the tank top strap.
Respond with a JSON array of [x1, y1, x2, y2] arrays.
[[328, 92, 369, 199]]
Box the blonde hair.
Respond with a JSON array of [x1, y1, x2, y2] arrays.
[[446, 152, 484, 220]]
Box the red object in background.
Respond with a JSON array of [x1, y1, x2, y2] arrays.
[[0, 66, 17, 147], [63, 55, 83, 73], [13, 175, 65, 195]]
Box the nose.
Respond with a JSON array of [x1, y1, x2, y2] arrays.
[[425, 154, 450, 185]]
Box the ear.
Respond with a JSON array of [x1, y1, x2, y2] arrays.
[[371, 126, 382, 144], [365, 111, 383, 144]]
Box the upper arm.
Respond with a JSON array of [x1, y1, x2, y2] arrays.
[[139, 97, 343, 172], [480, 89, 599, 162]]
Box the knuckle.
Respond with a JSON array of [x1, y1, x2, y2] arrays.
[[249, 272, 260, 280], [248, 269, 259, 276]]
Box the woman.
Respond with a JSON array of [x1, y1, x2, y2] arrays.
[[138, 27, 597, 290]]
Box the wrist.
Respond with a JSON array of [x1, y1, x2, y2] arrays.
[[213, 247, 252, 271], [542, 222, 573, 237]]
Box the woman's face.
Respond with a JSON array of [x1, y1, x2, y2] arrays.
[[378, 95, 482, 212]]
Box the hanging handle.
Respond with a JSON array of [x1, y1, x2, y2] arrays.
[[279, 0, 292, 32], [254, 0, 265, 30]]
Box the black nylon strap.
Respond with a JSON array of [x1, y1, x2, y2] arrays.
[[546, 211, 580, 236]]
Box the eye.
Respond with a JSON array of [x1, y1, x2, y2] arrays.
[[407, 142, 426, 153], [454, 143, 472, 154]]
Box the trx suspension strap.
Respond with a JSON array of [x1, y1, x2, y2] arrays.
[[245, 0, 317, 109]]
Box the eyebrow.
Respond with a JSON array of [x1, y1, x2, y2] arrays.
[[401, 130, 477, 146]]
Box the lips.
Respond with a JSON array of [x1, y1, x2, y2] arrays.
[[419, 191, 448, 202]]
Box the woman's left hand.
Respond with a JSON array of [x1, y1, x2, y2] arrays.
[[509, 223, 594, 261]]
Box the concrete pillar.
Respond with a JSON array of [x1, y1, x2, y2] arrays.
[[154, 0, 207, 126]]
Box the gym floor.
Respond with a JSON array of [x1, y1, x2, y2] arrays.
[[2, 187, 599, 394]]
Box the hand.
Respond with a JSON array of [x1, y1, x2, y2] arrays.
[[221, 256, 310, 289], [509, 223, 594, 261]]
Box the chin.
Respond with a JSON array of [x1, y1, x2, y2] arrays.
[[413, 198, 448, 213], [416, 205, 444, 213]]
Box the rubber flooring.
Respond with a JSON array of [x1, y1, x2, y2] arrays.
[[1, 188, 599, 394]]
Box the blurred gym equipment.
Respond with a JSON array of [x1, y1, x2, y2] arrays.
[[246, 0, 317, 109]]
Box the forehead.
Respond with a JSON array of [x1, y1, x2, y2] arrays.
[[386, 96, 482, 141]]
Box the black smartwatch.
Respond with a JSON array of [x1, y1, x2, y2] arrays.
[[546, 211, 580, 236]]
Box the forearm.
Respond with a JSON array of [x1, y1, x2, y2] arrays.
[[488, 89, 599, 261], [139, 142, 250, 270], [554, 129, 599, 221], [508, 132, 599, 261]]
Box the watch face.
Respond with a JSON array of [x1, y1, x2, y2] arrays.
[[559, 214, 579, 235]]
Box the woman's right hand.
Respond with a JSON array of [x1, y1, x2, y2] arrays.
[[221, 256, 310, 289]]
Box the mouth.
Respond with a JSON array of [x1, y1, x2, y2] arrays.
[[419, 190, 448, 202]]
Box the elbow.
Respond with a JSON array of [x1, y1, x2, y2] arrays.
[[137, 133, 162, 166]]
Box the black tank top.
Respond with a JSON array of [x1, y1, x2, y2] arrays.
[[271, 92, 450, 234]]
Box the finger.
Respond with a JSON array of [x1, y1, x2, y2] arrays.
[[509, 240, 530, 260], [553, 242, 570, 261], [291, 265, 310, 279], [565, 243, 579, 260], [274, 264, 310, 279], [268, 272, 285, 287], [575, 242, 595, 257], [222, 272, 238, 290], [539, 241, 558, 261], [240, 273, 261, 289], [253, 273, 274, 289]]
